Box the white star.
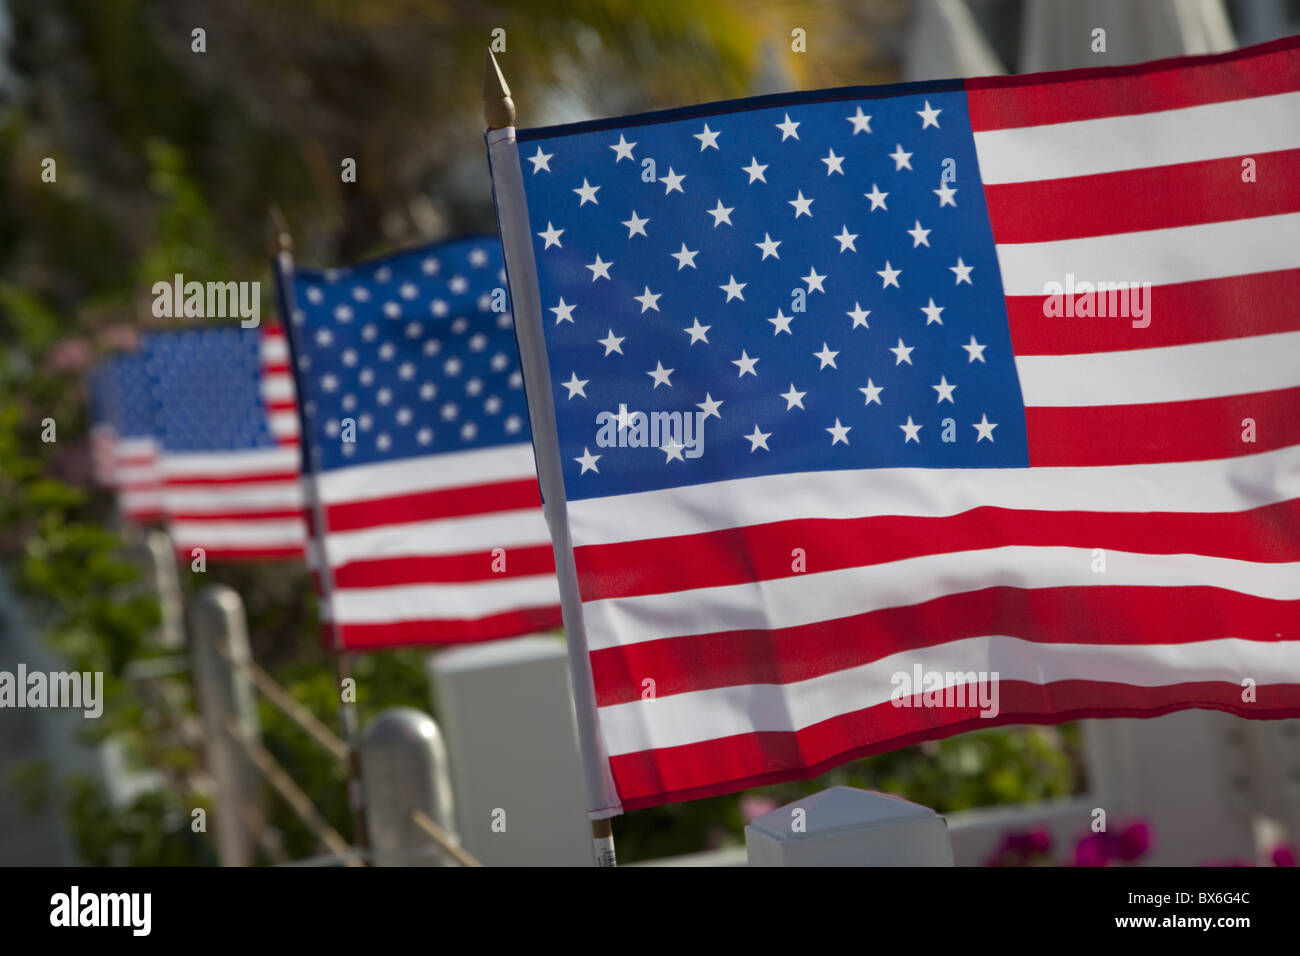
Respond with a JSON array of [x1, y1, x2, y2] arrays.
[[598, 329, 625, 356], [609, 135, 636, 162], [562, 372, 589, 399], [921, 298, 945, 325], [973, 414, 998, 442], [622, 210, 650, 238], [661, 440, 687, 463], [776, 113, 801, 140], [908, 220, 931, 247], [528, 146, 553, 173], [708, 199, 734, 227], [814, 342, 840, 369], [581, 255, 612, 282], [671, 243, 699, 270], [683, 318, 711, 344], [746, 425, 771, 451], [932, 375, 957, 403], [660, 167, 686, 194], [767, 309, 794, 335], [789, 191, 814, 218], [962, 335, 988, 363], [573, 178, 600, 205], [780, 384, 806, 410], [891, 338, 915, 365], [834, 225, 858, 252], [802, 267, 827, 293], [877, 261, 902, 289], [859, 379, 883, 405], [951, 257, 974, 285], [846, 106, 872, 134], [732, 350, 759, 377], [537, 222, 564, 249], [634, 286, 662, 312], [917, 100, 942, 128], [827, 418, 851, 446], [743, 156, 769, 183], [900, 416, 923, 443], [822, 148, 845, 175], [889, 143, 913, 170], [694, 123, 721, 150], [575, 447, 600, 474], [647, 360, 674, 388], [550, 298, 576, 324], [847, 302, 871, 329], [697, 394, 724, 420], [864, 183, 888, 211], [755, 232, 782, 260], [934, 182, 958, 207], [720, 275, 747, 301]]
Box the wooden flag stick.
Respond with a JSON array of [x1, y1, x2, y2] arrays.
[[266, 207, 370, 858], [482, 49, 621, 866]]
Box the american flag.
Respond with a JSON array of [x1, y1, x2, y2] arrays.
[[492, 37, 1300, 812], [92, 354, 164, 523], [278, 237, 562, 650], [142, 324, 307, 561]]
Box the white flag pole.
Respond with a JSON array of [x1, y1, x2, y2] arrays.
[[482, 49, 622, 866], [268, 210, 370, 856]]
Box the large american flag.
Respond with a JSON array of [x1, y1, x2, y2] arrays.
[[278, 237, 561, 650], [91, 354, 164, 524], [142, 325, 307, 561], [493, 37, 1300, 812]]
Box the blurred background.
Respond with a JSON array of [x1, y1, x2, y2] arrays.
[[2, 0, 1299, 867]]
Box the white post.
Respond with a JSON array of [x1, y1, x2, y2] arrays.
[[124, 529, 185, 650], [428, 636, 594, 865], [360, 707, 457, 866], [745, 786, 955, 866]]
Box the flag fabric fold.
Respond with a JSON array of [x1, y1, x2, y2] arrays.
[[488, 36, 1300, 813], [275, 237, 562, 651], [91, 354, 164, 523]]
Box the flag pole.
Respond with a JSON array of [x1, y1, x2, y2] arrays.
[[482, 49, 621, 867], [268, 207, 370, 859]]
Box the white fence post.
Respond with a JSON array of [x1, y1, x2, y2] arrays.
[[124, 530, 185, 651]]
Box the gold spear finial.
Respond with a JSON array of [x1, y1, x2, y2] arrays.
[[483, 48, 516, 130]]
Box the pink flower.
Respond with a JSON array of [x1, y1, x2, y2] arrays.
[[99, 324, 140, 352], [1073, 833, 1111, 867], [739, 795, 779, 823], [1271, 844, 1296, 867], [1114, 821, 1152, 862], [46, 337, 92, 373]]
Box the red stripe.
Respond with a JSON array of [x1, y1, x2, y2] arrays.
[[576, 500, 1300, 602], [590, 586, 1299, 705], [1026, 387, 1300, 466], [265, 399, 297, 412], [965, 35, 1300, 131], [610, 679, 1300, 810], [165, 470, 300, 487], [985, 150, 1300, 244], [262, 362, 291, 375], [332, 543, 555, 587], [1007, 270, 1300, 355], [324, 476, 543, 531], [173, 545, 304, 561], [122, 508, 163, 523], [334, 605, 564, 650], [167, 508, 305, 522]]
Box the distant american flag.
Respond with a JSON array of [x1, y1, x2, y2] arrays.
[[492, 37, 1300, 811], [278, 237, 561, 651], [142, 325, 307, 561], [93, 354, 164, 523]]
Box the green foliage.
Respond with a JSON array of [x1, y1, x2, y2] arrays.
[[64, 774, 216, 867]]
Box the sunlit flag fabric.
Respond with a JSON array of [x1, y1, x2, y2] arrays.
[[276, 237, 561, 650], [93, 354, 164, 523], [488, 36, 1300, 814], [142, 325, 307, 560]]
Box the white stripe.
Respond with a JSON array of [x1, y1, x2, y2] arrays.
[[973, 90, 1300, 184], [120, 490, 163, 512], [598, 634, 1299, 755], [324, 507, 551, 567], [567, 445, 1300, 545], [317, 444, 540, 505], [260, 337, 290, 362], [1017, 329, 1300, 407], [261, 376, 295, 402], [114, 437, 157, 458], [114, 465, 161, 485], [582, 547, 1300, 650], [332, 574, 561, 623], [163, 481, 303, 512], [994, 213, 1300, 295], [161, 446, 299, 478], [167, 518, 306, 547], [269, 411, 300, 437]]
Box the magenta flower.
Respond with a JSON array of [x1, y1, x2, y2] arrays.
[[1271, 844, 1296, 867]]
